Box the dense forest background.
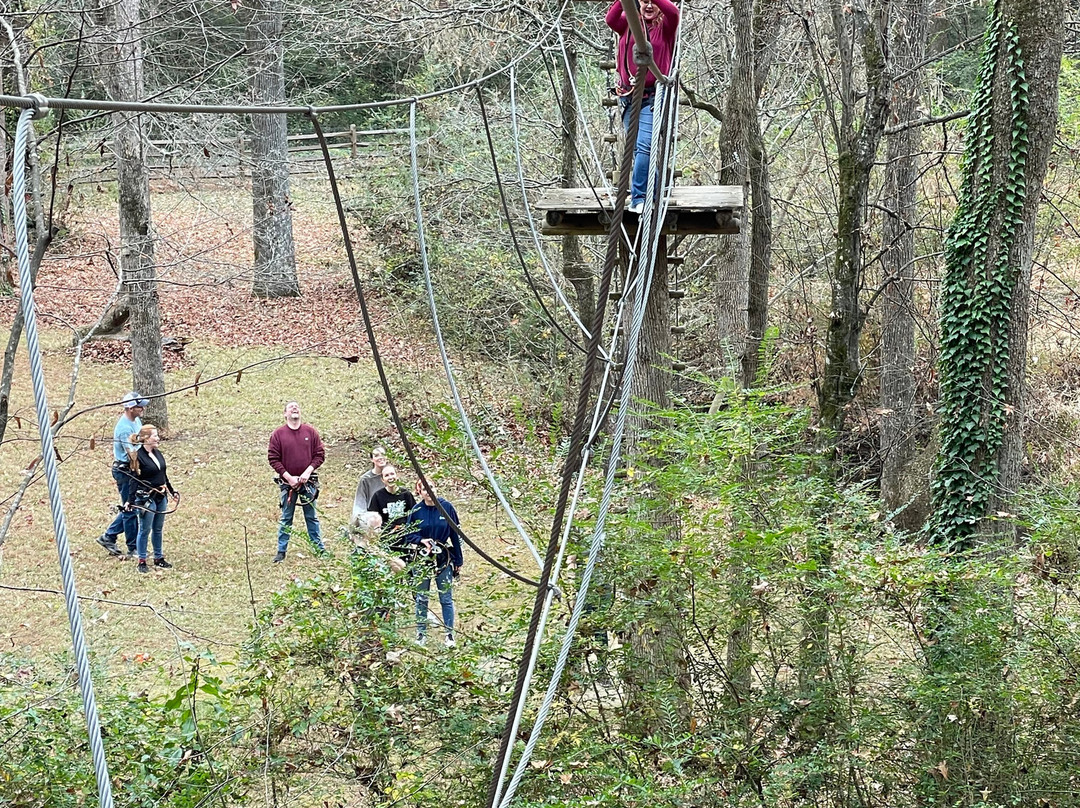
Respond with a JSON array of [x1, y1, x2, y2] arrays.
[[3, 0, 1080, 806]]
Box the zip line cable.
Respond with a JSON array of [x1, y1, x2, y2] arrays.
[[498, 85, 672, 808], [11, 107, 115, 808], [492, 4, 691, 797], [407, 101, 544, 572], [507, 63, 595, 344], [483, 63, 650, 808], [307, 111, 541, 590], [496, 18, 689, 797]]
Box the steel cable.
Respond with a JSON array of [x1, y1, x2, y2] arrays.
[[407, 101, 544, 572], [498, 88, 668, 808], [475, 85, 589, 356], [494, 6, 691, 798], [11, 106, 115, 808], [483, 62, 648, 808]]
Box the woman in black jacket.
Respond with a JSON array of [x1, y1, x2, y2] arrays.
[[131, 424, 179, 574]]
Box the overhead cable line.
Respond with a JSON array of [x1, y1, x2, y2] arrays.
[[307, 111, 542, 589], [407, 101, 545, 572], [11, 107, 115, 808], [0, 1, 570, 118], [474, 85, 591, 357], [498, 83, 672, 807], [508, 63, 594, 343]]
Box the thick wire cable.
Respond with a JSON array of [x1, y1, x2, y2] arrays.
[[507, 64, 594, 343], [495, 6, 692, 795], [11, 107, 114, 808], [407, 102, 544, 572], [483, 34, 654, 797], [497, 101, 665, 808], [474, 85, 588, 356], [307, 112, 541, 589]]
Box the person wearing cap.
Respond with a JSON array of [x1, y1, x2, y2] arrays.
[[268, 401, 326, 563], [96, 391, 147, 558]]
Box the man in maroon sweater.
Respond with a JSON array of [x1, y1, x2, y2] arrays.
[[268, 401, 326, 562]]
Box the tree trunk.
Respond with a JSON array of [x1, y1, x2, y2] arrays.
[[623, 236, 692, 737], [558, 9, 594, 328], [739, 0, 780, 388], [879, 0, 929, 531], [930, 0, 1063, 547], [714, 37, 752, 375], [248, 0, 299, 299], [107, 0, 167, 428], [815, 0, 891, 440], [923, 1, 1063, 802]]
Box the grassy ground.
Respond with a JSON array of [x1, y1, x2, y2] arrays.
[[0, 180, 548, 695]]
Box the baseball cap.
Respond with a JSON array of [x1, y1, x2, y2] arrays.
[[122, 391, 149, 409]]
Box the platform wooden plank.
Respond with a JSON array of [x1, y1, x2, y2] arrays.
[[541, 208, 741, 237], [535, 185, 743, 212]]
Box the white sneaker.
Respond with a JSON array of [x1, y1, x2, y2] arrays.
[[444, 635, 456, 648], [628, 201, 644, 214]]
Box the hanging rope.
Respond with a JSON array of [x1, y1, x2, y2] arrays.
[[508, 63, 594, 344], [498, 86, 669, 808], [493, 3, 692, 798], [11, 102, 115, 808], [406, 101, 544, 572], [307, 110, 541, 590]]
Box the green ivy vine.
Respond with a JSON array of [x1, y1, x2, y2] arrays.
[[929, 1, 1029, 549]]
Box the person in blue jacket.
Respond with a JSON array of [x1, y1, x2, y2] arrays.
[[406, 480, 463, 647]]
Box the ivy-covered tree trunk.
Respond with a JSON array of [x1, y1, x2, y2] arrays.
[[107, 0, 167, 428], [247, 0, 299, 299], [929, 0, 1063, 548], [923, 2, 1063, 803], [879, 0, 929, 530]]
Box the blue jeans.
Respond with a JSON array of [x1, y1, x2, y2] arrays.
[[136, 496, 167, 561], [277, 490, 324, 553], [105, 465, 139, 552], [414, 564, 455, 638], [620, 93, 655, 206]]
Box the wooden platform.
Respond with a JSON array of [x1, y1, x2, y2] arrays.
[[535, 185, 743, 236]]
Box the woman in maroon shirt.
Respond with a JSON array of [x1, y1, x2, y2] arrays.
[[605, 0, 680, 212]]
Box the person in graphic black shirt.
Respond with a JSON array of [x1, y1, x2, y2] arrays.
[[367, 464, 417, 559], [131, 424, 179, 575]]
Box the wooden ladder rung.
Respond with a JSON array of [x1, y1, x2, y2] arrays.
[[600, 60, 616, 71], [668, 289, 685, 300]]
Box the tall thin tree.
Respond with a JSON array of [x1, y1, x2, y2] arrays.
[[247, 0, 299, 299], [879, 0, 931, 530], [105, 0, 167, 427]]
